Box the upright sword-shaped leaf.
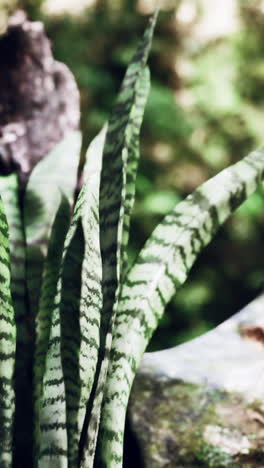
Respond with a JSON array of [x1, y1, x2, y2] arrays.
[[25, 131, 81, 467], [34, 194, 71, 466], [24, 130, 82, 316], [38, 196, 80, 468], [38, 127, 106, 468], [99, 148, 264, 467], [79, 11, 157, 468], [0, 174, 32, 466], [0, 196, 16, 467], [60, 127, 106, 467], [0, 175, 27, 333]]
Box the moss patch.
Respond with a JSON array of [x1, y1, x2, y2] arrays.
[[129, 375, 264, 467]]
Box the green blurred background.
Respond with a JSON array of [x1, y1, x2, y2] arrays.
[[1, 0, 264, 350]]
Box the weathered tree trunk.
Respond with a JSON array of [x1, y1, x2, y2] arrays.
[[129, 294, 264, 467], [0, 10, 80, 185]]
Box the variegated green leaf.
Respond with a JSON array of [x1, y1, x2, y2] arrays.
[[38, 270, 68, 468], [38, 127, 106, 468], [0, 175, 26, 328], [0, 195, 16, 467], [34, 194, 71, 464], [24, 130, 82, 316], [121, 66, 150, 276], [98, 148, 264, 467], [28, 131, 81, 467], [0, 174, 32, 465], [62, 127, 106, 467], [79, 13, 157, 468], [37, 194, 78, 467], [38, 192, 84, 467]]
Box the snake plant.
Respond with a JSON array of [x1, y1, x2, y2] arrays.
[[1, 9, 264, 468]]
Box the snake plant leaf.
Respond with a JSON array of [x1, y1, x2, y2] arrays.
[[34, 194, 71, 464], [38, 127, 106, 468], [61, 126, 106, 467], [0, 176, 27, 347], [37, 190, 84, 467], [38, 273, 68, 468], [31, 131, 81, 467], [0, 195, 16, 467], [98, 148, 264, 467], [121, 66, 150, 276], [37, 198, 81, 467], [79, 13, 156, 468], [0, 174, 35, 465], [0, 175, 26, 326], [24, 130, 82, 316]]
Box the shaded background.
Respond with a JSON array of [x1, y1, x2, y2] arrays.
[[1, 0, 264, 350]]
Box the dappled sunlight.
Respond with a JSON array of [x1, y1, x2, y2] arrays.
[[43, 0, 96, 15]]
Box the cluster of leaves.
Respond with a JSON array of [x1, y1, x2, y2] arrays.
[[1, 8, 264, 468], [9, 0, 263, 349]]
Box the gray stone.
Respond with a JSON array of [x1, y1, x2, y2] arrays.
[[0, 10, 80, 185], [130, 294, 264, 467]]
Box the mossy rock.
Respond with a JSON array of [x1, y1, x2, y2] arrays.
[[129, 294, 264, 467]]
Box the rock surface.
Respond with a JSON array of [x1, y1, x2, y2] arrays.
[[129, 294, 264, 467], [0, 10, 80, 184]]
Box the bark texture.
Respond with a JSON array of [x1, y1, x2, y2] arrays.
[[129, 294, 264, 467], [0, 10, 80, 185]]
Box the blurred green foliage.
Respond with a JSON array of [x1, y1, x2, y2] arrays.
[[3, 0, 264, 350]]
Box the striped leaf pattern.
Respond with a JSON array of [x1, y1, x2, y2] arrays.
[[37, 196, 81, 468], [121, 65, 150, 275], [98, 147, 264, 467], [38, 270, 68, 468], [79, 13, 156, 468], [31, 131, 81, 466], [24, 130, 82, 317], [61, 137, 105, 467], [0, 175, 27, 329], [34, 195, 71, 464], [0, 174, 33, 466], [37, 187, 84, 467], [38, 127, 106, 467], [4, 9, 264, 468], [0, 195, 16, 467]]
